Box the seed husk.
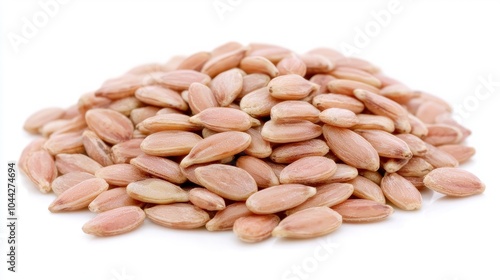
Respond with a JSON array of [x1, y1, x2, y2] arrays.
[[127, 178, 188, 204], [268, 74, 318, 100], [51, 172, 95, 196], [270, 101, 320, 123], [135, 85, 188, 111], [280, 156, 337, 185], [189, 107, 259, 132], [49, 178, 109, 212], [211, 68, 243, 106], [86, 108, 134, 144], [236, 156, 280, 188], [145, 203, 210, 229], [88, 187, 144, 213], [270, 139, 329, 164], [312, 93, 365, 113], [82, 130, 114, 166], [137, 113, 202, 134], [157, 70, 211, 91], [395, 133, 428, 157], [130, 154, 186, 184], [322, 164, 359, 183], [26, 150, 57, 193], [24, 107, 65, 134], [332, 199, 393, 223], [319, 108, 359, 128], [140, 130, 202, 157], [55, 153, 103, 175], [381, 173, 422, 211], [352, 114, 395, 133], [82, 206, 146, 236], [348, 176, 385, 204], [240, 56, 279, 77], [423, 167, 485, 197], [246, 184, 316, 214], [233, 214, 280, 243], [188, 188, 226, 211], [188, 83, 219, 114], [240, 87, 281, 118], [261, 120, 322, 144], [357, 129, 412, 159], [272, 207, 342, 239], [19, 137, 46, 174], [44, 132, 85, 155]]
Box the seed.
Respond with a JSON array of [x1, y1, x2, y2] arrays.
[[110, 138, 144, 164], [108, 96, 143, 116], [55, 153, 103, 175], [397, 158, 433, 177], [177, 51, 211, 71], [157, 70, 210, 91], [334, 57, 379, 74], [145, 203, 210, 229], [437, 144, 475, 164], [236, 156, 280, 188], [272, 207, 342, 239], [211, 68, 243, 106], [127, 178, 188, 204], [137, 113, 202, 134], [240, 87, 281, 118], [261, 120, 322, 143], [395, 133, 428, 157], [319, 108, 359, 128], [268, 74, 318, 100], [233, 214, 280, 243], [51, 171, 95, 196], [189, 107, 259, 132], [351, 114, 395, 133], [423, 124, 463, 146], [423, 168, 485, 197], [201, 47, 246, 77], [247, 43, 291, 63], [348, 176, 385, 204], [313, 93, 365, 113], [188, 188, 226, 211], [82, 206, 146, 236], [240, 56, 279, 77], [357, 130, 412, 159], [322, 164, 359, 183], [48, 178, 109, 212], [286, 183, 354, 215], [88, 187, 143, 213], [381, 173, 422, 211], [240, 74, 271, 98], [195, 164, 257, 201], [206, 202, 253, 231], [140, 130, 202, 157], [323, 125, 380, 171], [277, 55, 307, 76], [328, 79, 380, 96], [300, 54, 334, 74], [86, 109, 134, 144], [358, 170, 382, 185], [379, 84, 415, 103], [95, 164, 149, 187], [244, 127, 273, 158], [19, 138, 46, 175], [130, 154, 186, 184], [381, 157, 410, 173], [23, 107, 65, 134], [26, 150, 57, 193], [180, 131, 251, 167], [415, 101, 449, 124], [188, 83, 219, 114], [135, 85, 188, 111], [246, 184, 316, 214], [94, 74, 144, 100], [270, 101, 320, 123], [82, 130, 114, 166], [421, 143, 459, 168], [270, 139, 329, 164], [280, 156, 337, 185], [332, 199, 393, 223], [44, 132, 84, 155], [331, 67, 382, 88], [408, 114, 429, 138], [309, 74, 336, 94]]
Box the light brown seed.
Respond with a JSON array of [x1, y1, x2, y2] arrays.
[[82, 206, 146, 236], [88, 187, 144, 213], [415, 101, 449, 124], [23, 107, 65, 134], [127, 178, 188, 204], [240, 56, 279, 77], [272, 207, 342, 238], [280, 156, 337, 185], [26, 150, 57, 193], [277, 55, 307, 77], [358, 170, 382, 185], [312, 93, 365, 113], [270, 139, 329, 164], [357, 130, 412, 159], [434, 113, 471, 143], [130, 154, 187, 184], [195, 164, 258, 201], [206, 202, 253, 231], [437, 144, 475, 164], [286, 183, 354, 215], [233, 214, 280, 243], [202, 47, 246, 77], [95, 164, 149, 187], [323, 125, 380, 171], [51, 172, 95, 196], [268, 74, 318, 100], [331, 67, 382, 88], [211, 68, 244, 106], [244, 127, 273, 158], [301, 54, 335, 74], [328, 79, 380, 96], [246, 184, 316, 214], [240, 73, 271, 98], [240, 87, 281, 118], [236, 156, 280, 188], [140, 130, 202, 157], [49, 178, 109, 212], [397, 158, 433, 177], [135, 85, 188, 110], [19, 138, 46, 174], [211, 41, 244, 57], [381, 157, 411, 173], [78, 92, 112, 112], [187, 83, 219, 114], [421, 143, 459, 168], [180, 131, 251, 167], [423, 124, 463, 146], [261, 120, 322, 144], [348, 176, 385, 204], [157, 70, 211, 91], [354, 89, 411, 133], [94, 74, 144, 99], [380, 84, 416, 103], [44, 132, 84, 155], [86, 108, 134, 144], [309, 74, 336, 94], [111, 138, 144, 164], [402, 176, 426, 189], [307, 47, 345, 63], [137, 113, 202, 134], [381, 173, 422, 211], [423, 167, 485, 197], [108, 96, 143, 116], [373, 73, 402, 87], [319, 108, 359, 128], [395, 133, 428, 157], [82, 130, 114, 166], [322, 164, 359, 183], [408, 114, 429, 138], [247, 43, 291, 63], [351, 114, 395, 133], [176, 51, 211, 71], [188, 188, 226, 211], [190, 107, 259, 132], [270, 101, 320, 123], [145, 203, 210, 229], [332, 199, 393, 223], [55, 153, 103, 175]]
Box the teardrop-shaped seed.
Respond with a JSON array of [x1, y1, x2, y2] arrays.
[[23, 107, 65, 134], [88, 187, 143, 213], [233, 214, 280, 243], [82, 130, 114, 166], [135, 85, 188, 110], [286, 183, 354, 215], [437, 144, 475, 164], [348, 176, 385, 204], [55, 153, 103, 175], [111, 138, 144, 164], [130, 154, 186, 184], [421, 143, 459, 168], [395, 133, 428, 157], [240, 87, 281, 118], [271, 139, 329, 164], [332, 199, 393, 223], [188, 83, 219, 114], [423, 124, 463, 146], [145, 203, 210, 229], [240, 74, 271, 98], [357, 130, 412, 159], [44, 132, 84, 155], [195, 164, 258, 201], [127, 178, 188, 204], [19, 137, 46, 174], [82, 206, 146, 236], [268, 74, 318, 100], [331, 67, 382, 88], [206, 202, 253, 231], [188, 188, 226, 211], [397, 158, 433, 177], [211, 68, 244, 106], [272, 207, 342, 239], [277, 55, 307, 76], [51, 172, 95, 196], [86, 108, 134, 144], [381, 173, 422, 210], [190, 107, 259, 132], [261, 120, 322, 144], [26, 150, 57, 193], [201, 48, 246, 77], [280, 156, 337, 185], [244, 127, 273, 158], [157, 70, 210, 91], [322, 164, 359, 183], [176, 51, 211, 71], [423, 167, 485, 197], [246, 184, 316, 214], [236, 156, 280, 188], [140, 130, 203, 157], [49, 178, 109, 212], [270, 101, 320, 123], [95, 164, 149, 187], [137, 114, 202, 134], [328, 79, 380, 96], [351, 114, 395, 133], [240, 56, 279, 77], [312, 93, 365, 113], [180, 131, 251, 167], [319, 108, 359, 128]]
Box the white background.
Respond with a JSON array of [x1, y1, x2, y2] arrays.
[[1, 1, 500, 280]]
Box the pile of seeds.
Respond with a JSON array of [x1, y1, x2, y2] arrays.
[[20, 42, 485, 242]]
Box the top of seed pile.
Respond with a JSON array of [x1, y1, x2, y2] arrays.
[[20, 42, 485, 242]]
